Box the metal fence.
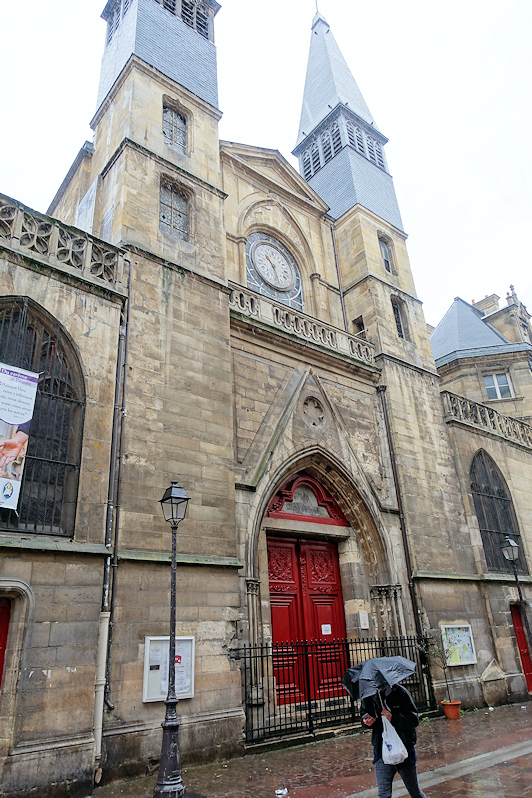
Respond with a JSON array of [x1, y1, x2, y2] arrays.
[[232, 635, 436, 743]]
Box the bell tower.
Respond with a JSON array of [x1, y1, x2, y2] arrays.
[[295, 13, 434, 370], [98, 0, 220, 111]]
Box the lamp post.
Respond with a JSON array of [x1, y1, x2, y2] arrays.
[[153, 481, 189, 798], [500, 536, 532, 651]]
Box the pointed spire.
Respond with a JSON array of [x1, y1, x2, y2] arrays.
[[296, 14, 376, 147]]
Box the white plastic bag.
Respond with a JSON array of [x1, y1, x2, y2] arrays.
[[381, 716, 408, 765]]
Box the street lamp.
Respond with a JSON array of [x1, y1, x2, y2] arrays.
[[501, 536, 532, 651], [153, 481, 189, 798]]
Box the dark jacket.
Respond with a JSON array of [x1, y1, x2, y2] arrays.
[[360, 684, 419, 763]]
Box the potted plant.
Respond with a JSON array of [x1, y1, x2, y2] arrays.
[[429, 636, 462, 719]]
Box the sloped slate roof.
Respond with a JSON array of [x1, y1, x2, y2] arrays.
[[430, 297, 511, 363], [296, 14, 377, 147]]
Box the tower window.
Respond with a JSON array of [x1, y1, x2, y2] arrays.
[[391, 299, 406, 339], [379, 238, 391, 272], [160, 182, 189, 241], [355, 127, 365, 154], [311, 142, 321, 173], [163, 106, 187, 154], [352, 316, 366, 339], [367, 138, 377, 163], [375, 141, 385, 169], [346, 123, 356, 147], [163, 0, 177, 12], [302, 151, 312, 180], [331, 123, 342, 154], [123, 0, 130, 14], [181, 0, 210, 39], [107, 7, 120, 44], [321, 131, 332, 163], [483, 373, 513, 400]]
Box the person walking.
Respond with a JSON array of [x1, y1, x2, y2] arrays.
[[361, 683, 427, 798]]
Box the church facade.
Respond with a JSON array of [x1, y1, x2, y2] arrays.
[[0, 2, 531, 795]]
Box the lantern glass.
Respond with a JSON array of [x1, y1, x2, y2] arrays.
[[501, 536, 519, 562], [160, 481, 189, 526]]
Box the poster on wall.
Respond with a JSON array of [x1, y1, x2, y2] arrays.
[[143, 636, 195, 702], [0, 363, 39, 510], [441, 624, 477, 666]]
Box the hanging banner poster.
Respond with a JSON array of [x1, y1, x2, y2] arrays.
[[0, 363, 39, 510]]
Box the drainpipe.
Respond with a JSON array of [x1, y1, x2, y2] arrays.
[[330, 223, 349, 332], [377, 385, 423, 637], [93, 260, 131, 779], [104, 259, 132, 711]]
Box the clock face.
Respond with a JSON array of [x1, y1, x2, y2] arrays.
[[251, 242, 295, 291]]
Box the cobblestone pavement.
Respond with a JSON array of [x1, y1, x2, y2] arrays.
[[90, 703, 532, 798]]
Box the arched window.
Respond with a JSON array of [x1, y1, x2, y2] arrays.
[[321, 131, 333, 163], [0, 298, 85, 537], [159, 181, 189, 241], [163, 105, 187, 154], [375, 141, 385, 169], [391, 298, 406, 339], [311, 142, 321, 173], [366, 138, 377, 163], [302, 150, 312, 180], [355, 127, 365, 154], [379, 238, 392, 272], [346, 123, 356, 147], [331, 123, 342, 154], [470, 450, 528, 574]]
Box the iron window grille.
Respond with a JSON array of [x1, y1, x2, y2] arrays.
[[0, 297, 85, 537], [483, 373, 513, 401], [159, 182, 189, 241], [163, 106, 187, 154], [470, 450, 528, 574]]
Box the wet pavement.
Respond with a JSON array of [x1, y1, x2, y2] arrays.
[[89, 703, 532, 798]]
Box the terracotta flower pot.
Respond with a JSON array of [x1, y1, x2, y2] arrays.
[[441, 700, 461, 719]]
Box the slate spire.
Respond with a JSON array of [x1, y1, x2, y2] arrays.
[[293, 14, 403, 229], [296, 13, 376, 148]]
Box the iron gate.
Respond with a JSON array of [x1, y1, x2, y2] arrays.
[[232, 635, 436, 743]]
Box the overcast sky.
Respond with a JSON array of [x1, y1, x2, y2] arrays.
[[2, 0, 531, 326]]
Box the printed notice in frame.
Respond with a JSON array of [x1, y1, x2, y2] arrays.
[[0, 363, 39, 510], [441, 624, 477, 666], [143, 636, 195, 702]]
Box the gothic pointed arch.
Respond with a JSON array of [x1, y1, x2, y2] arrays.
[[0, 297, 86, 537], [247, 448, 391, 585], [470, 449, 528, 574]]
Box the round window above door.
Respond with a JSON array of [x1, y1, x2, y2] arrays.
[[245, 232, 304, 311]]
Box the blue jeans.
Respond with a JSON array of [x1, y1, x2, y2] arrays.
[[374, 757, 427, 798]]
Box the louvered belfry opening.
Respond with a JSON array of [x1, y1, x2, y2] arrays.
[[470, 449, 528, 574], [0, 298, 85, 537]]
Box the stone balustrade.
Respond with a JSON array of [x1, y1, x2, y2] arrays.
[[0, 193, 125, 290], [442, 390, 532, 449], [229, 283, 375, 366]]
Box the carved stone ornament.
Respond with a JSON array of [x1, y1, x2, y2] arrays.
[[303, 396, 325, 428]]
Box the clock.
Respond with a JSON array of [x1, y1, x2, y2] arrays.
[[250, 241, 295, 291], [245, 232, 304, 312]]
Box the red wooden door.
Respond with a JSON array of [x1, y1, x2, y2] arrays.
[[267, 537, 347, 703], [511, 604, 532, 691], [0, 599, 11, 687]]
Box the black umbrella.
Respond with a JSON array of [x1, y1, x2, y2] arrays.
[[341, 656, 416, 700]]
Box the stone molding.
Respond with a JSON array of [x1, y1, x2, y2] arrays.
[[0, 193, 127, 297], [442, 390, 532, 450], [229, 282, 375, 366]]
